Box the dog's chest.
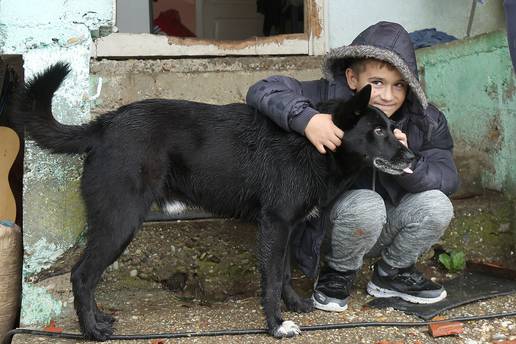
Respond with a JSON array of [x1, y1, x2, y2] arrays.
[[304, 206, 320, 221]]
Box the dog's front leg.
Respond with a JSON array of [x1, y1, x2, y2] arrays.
[[258, 212, 301, 338], [282, 244, 314, 313]]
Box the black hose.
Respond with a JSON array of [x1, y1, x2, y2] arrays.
[[4, 310, 516, 343]]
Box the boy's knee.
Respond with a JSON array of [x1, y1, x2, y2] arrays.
[[331, 190, 386, 231], [427, 190, 453, 222], [414, 190, 454, 231]]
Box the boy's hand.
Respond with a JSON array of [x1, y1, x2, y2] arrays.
[[394, 128, 408, 147], [304, 114, 344, 154]]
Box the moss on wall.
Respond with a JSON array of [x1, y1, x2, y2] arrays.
[[442, 192, 515, 263]]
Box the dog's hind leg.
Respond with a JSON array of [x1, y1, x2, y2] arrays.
[[258, 212, 301, 338], [71, 191, 153, 341], [281, 245, 314, 313]]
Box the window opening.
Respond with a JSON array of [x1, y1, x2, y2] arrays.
[[116, 0, 305, 40]]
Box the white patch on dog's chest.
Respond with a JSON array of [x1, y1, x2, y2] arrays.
[[304, 206, 320, 220], [163, 201, 188, 214]]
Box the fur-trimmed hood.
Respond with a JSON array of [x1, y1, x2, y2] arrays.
[[322, 21, 428, 109]]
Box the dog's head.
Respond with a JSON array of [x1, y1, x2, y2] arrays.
[[319, 85, 416, 175]]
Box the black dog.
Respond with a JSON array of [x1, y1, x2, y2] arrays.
[[15, 63, 415, 340]]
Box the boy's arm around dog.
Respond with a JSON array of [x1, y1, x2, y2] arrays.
[[246, 75, 327, 135], [246, 75, 459, 197]]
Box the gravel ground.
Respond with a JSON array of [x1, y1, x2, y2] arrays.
[[11, 270, 516, 344], [11, 217, 516, 344]]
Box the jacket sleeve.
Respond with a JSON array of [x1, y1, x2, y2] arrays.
[[245, 75, 324, 135], [394, 104, 460, 196]]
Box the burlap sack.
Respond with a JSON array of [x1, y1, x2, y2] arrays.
[[0, 222, 22, 343]]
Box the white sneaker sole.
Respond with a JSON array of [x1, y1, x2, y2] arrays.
[[367, 281, 447, 304], [312, 295, 348, 312]]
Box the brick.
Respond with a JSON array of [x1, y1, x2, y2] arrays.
[[42, 319, 63, 333], [428, 321, 464, 337]]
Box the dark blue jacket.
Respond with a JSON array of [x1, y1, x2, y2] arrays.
[[505, 0, 516, 72], [246, 21, 459, 277]]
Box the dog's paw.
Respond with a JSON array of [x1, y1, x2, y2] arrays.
[[272, 320, 301, 338], [285, 297, 314, 313], [95, 311, 116, 325], [84, 321, 114, 341]]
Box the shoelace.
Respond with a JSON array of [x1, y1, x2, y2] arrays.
[[396, 270, 426, 286]]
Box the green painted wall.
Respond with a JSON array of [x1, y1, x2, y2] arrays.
[[417, 31, 516, 197]]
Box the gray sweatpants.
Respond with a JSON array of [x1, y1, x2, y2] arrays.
[[323, 189, 454, 271]]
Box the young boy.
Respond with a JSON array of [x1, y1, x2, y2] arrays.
[[246, 21, 459, 312]]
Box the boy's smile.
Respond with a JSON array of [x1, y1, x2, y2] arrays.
[[345, 60, 408, 117]]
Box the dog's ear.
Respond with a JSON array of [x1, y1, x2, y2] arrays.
[[331, 84, 372, 130], [352, 84, 372, 116]]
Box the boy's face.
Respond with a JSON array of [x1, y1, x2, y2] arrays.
[[345, 61, 407, 117]]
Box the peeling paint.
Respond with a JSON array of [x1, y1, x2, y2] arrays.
[[502, 74, 516, 102], [23, 238, 68, 278], [0, 25, 7, 51], [20, 283, 62, 326], [307, 0, 322, 38], [417, 30, 516, 196], [2, 0, 104, 326], [166, 33, 307, 50]]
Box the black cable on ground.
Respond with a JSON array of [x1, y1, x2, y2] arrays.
[[4, 310, 516, 343]]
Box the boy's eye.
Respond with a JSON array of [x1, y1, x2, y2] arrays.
[[371, 80, 383, 86], [374, 127, 384, 136]]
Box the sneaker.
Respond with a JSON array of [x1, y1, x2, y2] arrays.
[[367, 260, 447, 304], [312, 266, 357, 312]]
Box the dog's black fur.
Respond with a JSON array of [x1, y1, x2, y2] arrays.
[[15, 63, 415, 340]]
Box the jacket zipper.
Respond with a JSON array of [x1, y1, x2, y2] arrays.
[[372, 167, 377, 192]]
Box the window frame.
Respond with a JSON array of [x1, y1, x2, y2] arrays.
[[91, 0, 326, 58]]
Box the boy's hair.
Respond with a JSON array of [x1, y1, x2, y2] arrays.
[[349, 58, 397, 75]]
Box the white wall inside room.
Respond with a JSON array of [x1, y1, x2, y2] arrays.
[[328, 0, 505, 49]]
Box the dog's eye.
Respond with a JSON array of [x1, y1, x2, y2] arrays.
[[374, 127, 384, 136]]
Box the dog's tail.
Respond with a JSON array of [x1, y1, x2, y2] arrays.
[[13, 62, 97, 154]]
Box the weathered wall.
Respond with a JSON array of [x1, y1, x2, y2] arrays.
[[89, 57, 322, 113], [417, 31, 516, 196], [0, 0, 112, 325]]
